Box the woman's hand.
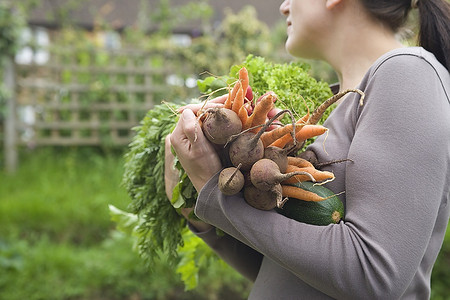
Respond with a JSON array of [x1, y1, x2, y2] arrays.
[[164, 94, 226, 232], [178, 94, 227, 115], [169, 108, 223, 192], [164, 132, 214, 232]]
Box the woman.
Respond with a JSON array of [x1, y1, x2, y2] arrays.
[[166, 0, 450, 298]]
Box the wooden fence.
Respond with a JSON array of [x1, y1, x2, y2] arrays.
[[3, 48, 197, 172]]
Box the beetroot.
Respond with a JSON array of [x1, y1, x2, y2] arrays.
[[202, 108, 242, 145], [218, 164, 245, 195], [228, 132, 264, 171], [243, 184, 284, 210], [250, 158, 315, 192]]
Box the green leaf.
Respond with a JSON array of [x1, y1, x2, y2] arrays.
[[171, 182, 186, 209], [196, 76, 229, 97], [108, 205, 139, 236], [176, 229, 217, 290], [196, 76, 216, 93]]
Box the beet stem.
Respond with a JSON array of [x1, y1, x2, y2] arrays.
[[308, 89, 365, 125], [277, 197, 289, 209], [224, 123, 266, 148], [253, 109, 296, 147], [224, 163, 242, 187], [277, 171, 316, 183], [315, 158, 354, 168]]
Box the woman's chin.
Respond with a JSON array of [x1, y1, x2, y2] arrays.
[[285, 44, 303, 58], [285, 41, 317, 59], [284, 39, 297, 56]]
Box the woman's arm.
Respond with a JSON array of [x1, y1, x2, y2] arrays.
[[194, 55, 450, 298]]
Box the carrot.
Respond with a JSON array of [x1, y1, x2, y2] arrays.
[[224, 81, 241, 110], [287, 156, 314, 168], [307, 88, 365, 125], [238, 105, 249, 128], [239, 67, 249, 99], [232, 86, 245, 115], [281, 185, 326, 202], [260, 123, 303, 148], [282, 165, 335, 184], [294, 124, 328, 142], [270, 124, 328, 149], [268, 131, 296, 149], [246, 93, 275, 133], [224, 88, 233, 109], [260, 112, 309, 147]]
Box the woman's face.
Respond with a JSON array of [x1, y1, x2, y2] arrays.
[[280, 0, 331, 58]]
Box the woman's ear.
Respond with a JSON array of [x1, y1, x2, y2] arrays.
[[326, 0, 343, 9]]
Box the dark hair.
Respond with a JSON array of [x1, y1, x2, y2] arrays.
[[361, 0, 450, 71]]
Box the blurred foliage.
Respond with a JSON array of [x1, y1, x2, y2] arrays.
[[0, 1, 26, 119], [0, 3, 25, 59], [0, 148, 250, 299], [431, 228, 450, 300]]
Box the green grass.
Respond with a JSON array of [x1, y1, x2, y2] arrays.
[[0, 147, 250, 300], [0, 147, 128, 245]]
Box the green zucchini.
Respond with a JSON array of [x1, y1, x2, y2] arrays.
[[276, 182, 344, 226]]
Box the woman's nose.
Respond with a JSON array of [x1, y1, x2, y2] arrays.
[[280, 0, 290, 16]]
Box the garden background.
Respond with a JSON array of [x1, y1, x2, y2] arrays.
[[1, 1, 449, 299]]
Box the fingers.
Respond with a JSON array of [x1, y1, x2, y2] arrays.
[[267, 107, 283, 120], [170, 108, 207, 150], [180, 109, 200, 144], [266, 107, 284, 131], [208, 93, 228, 104], [169, 108, 222, 193], [178, 94, 227, 114]]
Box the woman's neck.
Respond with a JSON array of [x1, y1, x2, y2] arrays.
[[333, 43, 404, 92], [321, 10, 405, 92]]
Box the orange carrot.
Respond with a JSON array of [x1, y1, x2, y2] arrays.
[[224, 88, 233, 109], [282, 185, 326, 202], [294, 124, 328, 142], [287, 156, 314, 168], [246, 93, 275, 133], [224, 81, 241, 110], [270, 124, 328, 149], [260, 112, 309, 147], [238, 105, 249, 128], [260, 123, 303, 148], [239, 67, 249, 99], [267, 131, 295, 149], [282, 165, 335, 184], [232, 86, 245, 115]]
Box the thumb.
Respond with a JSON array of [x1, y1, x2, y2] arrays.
[[180, 109, 202, 144]]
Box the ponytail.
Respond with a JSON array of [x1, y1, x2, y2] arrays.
[[361, 0, 450, 72], [417, 0, 450, 71]]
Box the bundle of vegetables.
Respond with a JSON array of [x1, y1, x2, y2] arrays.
[[203, 67, 364, 213], [116, 55, 361, 289]]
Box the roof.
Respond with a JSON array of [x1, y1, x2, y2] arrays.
[[27, 0, 284, 32]]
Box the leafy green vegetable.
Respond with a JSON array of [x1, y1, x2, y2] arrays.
[[118, 55, 333, 289], [109, 205, 212, 291], [121, 102, 195, 266]]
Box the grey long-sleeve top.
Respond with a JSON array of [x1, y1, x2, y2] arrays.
[[193, 47, 450, 299]]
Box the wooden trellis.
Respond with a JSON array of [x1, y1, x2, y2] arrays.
[[4, 48, 196, 171]]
